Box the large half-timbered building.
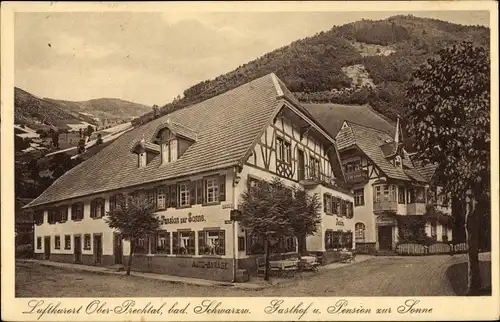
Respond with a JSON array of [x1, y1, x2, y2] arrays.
[[25, 74, 354, 281]]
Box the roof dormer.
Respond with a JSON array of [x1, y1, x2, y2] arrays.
[[152, 118, 197, 165], [131, 138, 147, 168]]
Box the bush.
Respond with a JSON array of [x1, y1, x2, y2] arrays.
[[16, 244, 33, 258]]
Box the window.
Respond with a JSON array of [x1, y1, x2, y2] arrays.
[[246, 233, 265, 255], [324, 193, 333, 214], [134, 237, 149, 254], [390, 185, 397, 202], [109, 194, 124, 212], [276, 137, 291, 164], [431, 222, 437, 239], [341, 199, 348, 217], [83, 234, 91, 250], [309, 156, 321, 179], [347, 201, 354, 218], [71, 202, 84, 221], [138, 152, 146, 168], [48, 208, 57, 224], [273, 236, 296, 253], [442, 223, 448, 242], [58, 205, 68, 222], [355, 223, 366, 242], [374, 185, 382, 202], [178, 182, 190, 207], [344, 159, 361, 173], [157, 188, 166, 210], [354, 188, 364, 206], [90, 198, 105, 219], [37, 237, 42, 249], [146, 190, 156, 205], [398, 186, 406, 204], [395, 155, 402, 168], [152, 231, 170, 254], [173, 231, 195, 255], [332, 197, 340, 215], [326, 230, 353, 249], [204, 175, 225, 204], [54, 235, 61, 249], [64, 235, 71, 250], [198, 230, 226, 255], [35, 211, 44, 225], [383, 184, 390, 201], [238, 236, 245, 251]]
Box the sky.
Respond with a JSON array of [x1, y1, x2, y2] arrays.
[[14, 10, 490, 106]]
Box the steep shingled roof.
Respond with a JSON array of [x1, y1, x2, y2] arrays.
[[26, 74, 289, 208]]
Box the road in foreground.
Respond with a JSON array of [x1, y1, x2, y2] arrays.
[[15, 253, 491, 297]]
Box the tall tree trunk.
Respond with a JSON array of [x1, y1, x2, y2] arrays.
[[126, 239, 135, 276], [264, 236, 270, 281], [465, 194, 481, 295]]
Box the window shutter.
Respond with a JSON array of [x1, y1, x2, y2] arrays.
[[172, 232, 179, 254], [196, 180, 203, 205], [100, 200, 105, 217], [188, 231, 196, 255], [218, 230, 225, 255], [190, 181, 196, 205], [169, 184, 177, 208], [323, 194, 328, 212], [219, 175, 226, 202], [198, 231, 205, 255], [90, 201, 95, 218]]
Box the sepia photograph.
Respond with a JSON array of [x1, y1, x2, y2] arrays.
[[1, 1, 498, 321]]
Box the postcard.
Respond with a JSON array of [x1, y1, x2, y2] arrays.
[[1, 1, 498, 321]]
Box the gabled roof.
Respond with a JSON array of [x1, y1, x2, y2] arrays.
[[25, 73, 342, 208], [413, 161, 439, 182], [152, 119, 198, 142]]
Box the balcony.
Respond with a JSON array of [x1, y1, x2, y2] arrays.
[[344, 170, 368, 184], [407, 202, 426, 215], [373, 200, 398, 213]]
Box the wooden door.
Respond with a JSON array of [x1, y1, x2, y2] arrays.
[[44, 236, 51, 260], [93, 235, 103, 264], [378, 226, 393, 250], [113, 233, 123, 265], [74, 236, 82, 264]]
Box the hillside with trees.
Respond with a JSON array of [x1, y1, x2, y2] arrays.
[[132, 15, 489, 126]]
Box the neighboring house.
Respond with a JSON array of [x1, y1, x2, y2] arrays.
[[305, 104, 452, 253], [24, 73, 354, 282]]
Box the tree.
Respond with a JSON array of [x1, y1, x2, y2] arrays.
[[406, 42, 490, 295], [238, 177, 294, 280], [152, 105, 160, 119], [105, 195, 160, 275], [289, 185, 321, 259]]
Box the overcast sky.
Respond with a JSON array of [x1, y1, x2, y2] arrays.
[[14, 10, 489, 106]]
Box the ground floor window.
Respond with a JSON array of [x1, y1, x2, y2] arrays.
[[64, 235, 71, 250], [173, 231, 195, 255], [442, 223, 448, 242], [271, 236, 297, 253], [325, 230, 353, 250], [198, 230, 226, 255], [37, 237, 42, 249], [83, 234, 91, 250], [238, 236, 245, 251], [355, 223, 366, 242], [135, 237, 149, 254], [151, 231, 170, 254], [431, 222, 437, 239], [246, 233, 265, 255], [54, 235, 61, 249]]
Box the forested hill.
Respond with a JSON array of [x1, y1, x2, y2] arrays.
[[132, 15, 489, 126]]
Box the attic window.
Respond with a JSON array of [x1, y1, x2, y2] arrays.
[[131, 139, 148, 168], [395, 155, 402, 168]]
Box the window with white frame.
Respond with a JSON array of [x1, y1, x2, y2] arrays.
[[374, 185, 382, 202], [354, 188, 364, 206], [37, 237, 42, 249], [205, 178, 219, 203], [309, 156, 321, 179], [198, 230, 226, 255], [398, 186, 406, 204], [54, 235, 61, 249], [153, 231, 170, 254], [431, 222, 437, 238], [83, 234, 91, 250], [276, 137, 291, 164], [355, 223, 366, 242], [157, 188, 166, 210], [64, 235, 71, 250], [395, 155, 402, 168], [178, 182, 190, 207]]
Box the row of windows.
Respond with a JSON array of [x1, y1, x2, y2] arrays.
[[36, 234, 91, 250], [245, 234, 298, 255], [134, 230, 226, 256], [35, 175, 226, 225], [325, 230, 353, 250], [374, 185, 428, 204], [323, 194, 354, 218], [276, 136, 327, 181]]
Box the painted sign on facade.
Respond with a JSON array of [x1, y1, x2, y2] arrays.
[[159, 213, 206, 225], [192, 260, 229, 270]]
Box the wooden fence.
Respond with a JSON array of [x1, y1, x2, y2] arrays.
[[395, 242, 468, 256]]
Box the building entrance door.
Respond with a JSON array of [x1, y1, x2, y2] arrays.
[[74, 236, 82, 264], [378, 226, 393, 250], [93, 234, 103, 264], [113, 233, 123, 265], [44, 236, 51, 260]]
